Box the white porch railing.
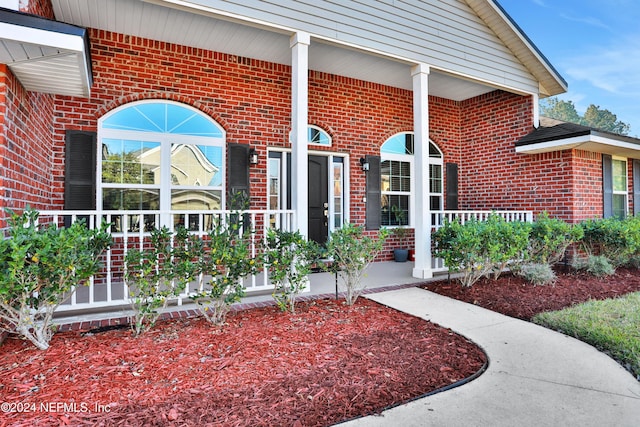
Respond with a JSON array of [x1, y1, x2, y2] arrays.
[[430, 210, 534, 272], [35, 209, 295, 313], [29, 208, 532, 314]]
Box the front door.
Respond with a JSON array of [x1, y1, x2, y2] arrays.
[[308, 155, 329, 246]]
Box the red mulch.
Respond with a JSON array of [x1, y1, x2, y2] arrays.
[[423, 267, 640, 320], [0, 298, 486, 427]]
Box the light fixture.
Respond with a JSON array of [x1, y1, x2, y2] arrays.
[[249, 148, 258, 165], [359, 157, 369, 171]]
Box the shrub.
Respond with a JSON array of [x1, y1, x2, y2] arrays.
[[585, 255, 616, 277], [579, 218, 631, 266], [527, 212, 583, 265], [125, 226, 199, 336], [265, 229, 319, 313], [325, 223, 388, 305], [518, 263, 556, 286], [0, 209, 112, 350], [433, 214, 529, 287], [190, 215, 259, 325]]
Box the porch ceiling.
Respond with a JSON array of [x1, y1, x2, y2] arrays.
[[49, 0, 497, 101], [0, 7, 92, 97]]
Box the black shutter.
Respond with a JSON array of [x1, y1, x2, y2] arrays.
[[228, 143, 250, 209], [602, 154, 613, 218], [64, 130, 96, 210], [634, 159, 640, 216], [365, 155, 381, 230], [446, 163, 458, 210]]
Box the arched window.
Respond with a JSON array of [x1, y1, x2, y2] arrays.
[[98, 101, 225, 216], [380, 132, 443, 226]]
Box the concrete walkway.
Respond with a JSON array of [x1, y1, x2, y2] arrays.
[[339, 287, 640, 427]]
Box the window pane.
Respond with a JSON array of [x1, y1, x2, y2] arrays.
[[381, 194, 409, 226], [102, 139, 160, 184], [170, 144, 223, 187], [333, 163, 343, 228], [381, 133, 413, 155], [269, 158, 280, 210], [613, 194, 626, 219], [171, 189, 221, 210], [430, 164, 442, 193], [383, 160, 411, 192], [308, 127, 331, 145], [612, 159, 627, 192], [103, 188, 160, 210]]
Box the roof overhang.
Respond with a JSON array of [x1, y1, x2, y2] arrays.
[[0, 7, 92, 97], [516, 130, 640, 158]]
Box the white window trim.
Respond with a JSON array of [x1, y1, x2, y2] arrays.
[[97, 101, 226, 213], [380, 133, 444, 228]]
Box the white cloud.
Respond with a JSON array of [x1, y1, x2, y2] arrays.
[[559, 13, 611, 31], [562, 37, 640, 97]]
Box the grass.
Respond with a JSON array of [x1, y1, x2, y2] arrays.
[[533, 292, 640, 380]]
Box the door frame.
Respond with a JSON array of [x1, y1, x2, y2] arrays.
[[267, 148, 350, 240]]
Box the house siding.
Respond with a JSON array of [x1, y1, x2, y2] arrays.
[[184, 0, 539, 94]]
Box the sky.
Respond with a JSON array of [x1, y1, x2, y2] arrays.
[[498, 0, 640, 136]]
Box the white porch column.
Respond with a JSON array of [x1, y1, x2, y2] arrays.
[[411, 64, 433, 279], [290, 32, 310, 237], [532, 93, 540, 128]]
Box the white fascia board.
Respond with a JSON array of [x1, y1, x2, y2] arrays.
[[516, 134, 640, 155], [0, 21, 86, 54]]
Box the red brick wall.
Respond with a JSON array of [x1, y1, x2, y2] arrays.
[[458, 91, 577, 221], [0, 65, 56, 223], [21, 0, 55, 18], [570, 150, 603, 222]]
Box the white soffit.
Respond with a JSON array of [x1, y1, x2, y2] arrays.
[[51, 0, 498, 101], [0, 9, 92, 97]]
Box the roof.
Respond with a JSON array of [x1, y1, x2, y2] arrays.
[[516, 117, 640, 158], [0, 7, 92, 97]]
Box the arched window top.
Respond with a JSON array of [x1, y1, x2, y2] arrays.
[[381, 132, 442, 158], [102, 101, 224, 137], [288, 125, 332, 146], [308, 125, 331, 146]]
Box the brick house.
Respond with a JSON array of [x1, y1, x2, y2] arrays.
[[1, 0, 638, 297]]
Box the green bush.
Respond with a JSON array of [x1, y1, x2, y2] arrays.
[[518, 263, 556, 286], [125, 226, 199, 336], [0, 209, 111, 350], [325, 223, 388, 305], [579, 218, 632, 266], [433, 214, 529, 287], [191, 214, 259, 325], [265, 229, 319, 313], [527, 212, 583, 265]]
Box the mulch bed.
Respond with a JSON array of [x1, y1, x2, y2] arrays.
[[0, 298, 486, 427], [423, 267, 640, 320]]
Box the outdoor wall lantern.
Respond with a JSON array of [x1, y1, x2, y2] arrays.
[[249, 148, 259, 165], [359, 157, 370, 171]]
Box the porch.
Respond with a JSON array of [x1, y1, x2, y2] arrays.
[[34, 208, 532, 325]]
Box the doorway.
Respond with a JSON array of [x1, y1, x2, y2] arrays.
[[268, 151, 347, 247], [308, 155, 329, 246]]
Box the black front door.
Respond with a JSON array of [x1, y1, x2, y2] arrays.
[[308, 155, 329, 246]]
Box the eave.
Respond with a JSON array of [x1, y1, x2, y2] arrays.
[[0, 7, 92, 97]]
